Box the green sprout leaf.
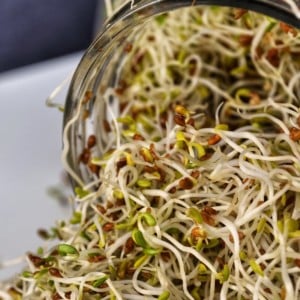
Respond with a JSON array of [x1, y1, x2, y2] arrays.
[[256, 217, 266, 233], [134, 254, 149, 268], [117, 116, 135, 125], [33, 268, 48, 279], [113, 189, 124, 200], [58, 244, 79, 259], [189, 142, 206, 158], [158, 290, 170, 300], [191, 287, 201, 300], [288, 230, 300, 238], [136, 178, 152, 188], [143, 247, 161, 256], [235, 88, 251, 103], [92, 275, 109, 287], [249, 259, 264, 277], [204, 239, 219, 249], [198, 263, 208, 274], [239, 251, 247, 261], [176, 131, 186, 141], [278, 216, 299, 234], [74, 187, 89, 199], [187, 207, 203, 224], [70, 211, 82, 224], [132, 229, 148, 248], [155, 14, 168, 25], [22, 271, 33, 278], [37, 247, 44, 256], [281, 193, 287, 206], [215, 124, 229, 131], [216, 264, 230, 283], [140, 212, 157, 226]]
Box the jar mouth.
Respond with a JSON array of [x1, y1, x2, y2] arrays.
[[56, 4, 300, 299], [63, 1, 300, 187], [104, 0, 300, 30]]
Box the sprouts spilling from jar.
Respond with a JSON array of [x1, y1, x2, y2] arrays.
[[1, 2, 300, 300]]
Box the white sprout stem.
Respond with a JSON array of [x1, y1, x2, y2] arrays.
[[149, 235, 194, 300]]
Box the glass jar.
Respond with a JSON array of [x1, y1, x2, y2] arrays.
[[63, 0, 300, 187]]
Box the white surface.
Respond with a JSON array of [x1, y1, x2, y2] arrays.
[[0, 53, 82, 279]]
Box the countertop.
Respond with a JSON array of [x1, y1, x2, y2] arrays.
[[0, 52, 82, 279]]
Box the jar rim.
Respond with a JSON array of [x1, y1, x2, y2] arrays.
[[105, 0, 300, 29]]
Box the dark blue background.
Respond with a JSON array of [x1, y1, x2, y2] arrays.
[[0, 0, 99, 72]]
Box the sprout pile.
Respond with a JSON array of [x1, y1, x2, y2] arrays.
[[1, 2, 300, 300]]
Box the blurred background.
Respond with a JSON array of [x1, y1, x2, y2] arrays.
[[0, 1, 105, 279], [0, 0, 102, 73]]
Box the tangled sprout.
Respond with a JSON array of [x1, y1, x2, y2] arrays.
[[1, 3, 300, 300]]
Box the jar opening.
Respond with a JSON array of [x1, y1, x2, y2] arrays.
[[63, 2, 300, 186], [60, 3, 300, 299]]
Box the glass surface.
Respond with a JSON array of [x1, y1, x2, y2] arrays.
[[63, 0, 300, 186]]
